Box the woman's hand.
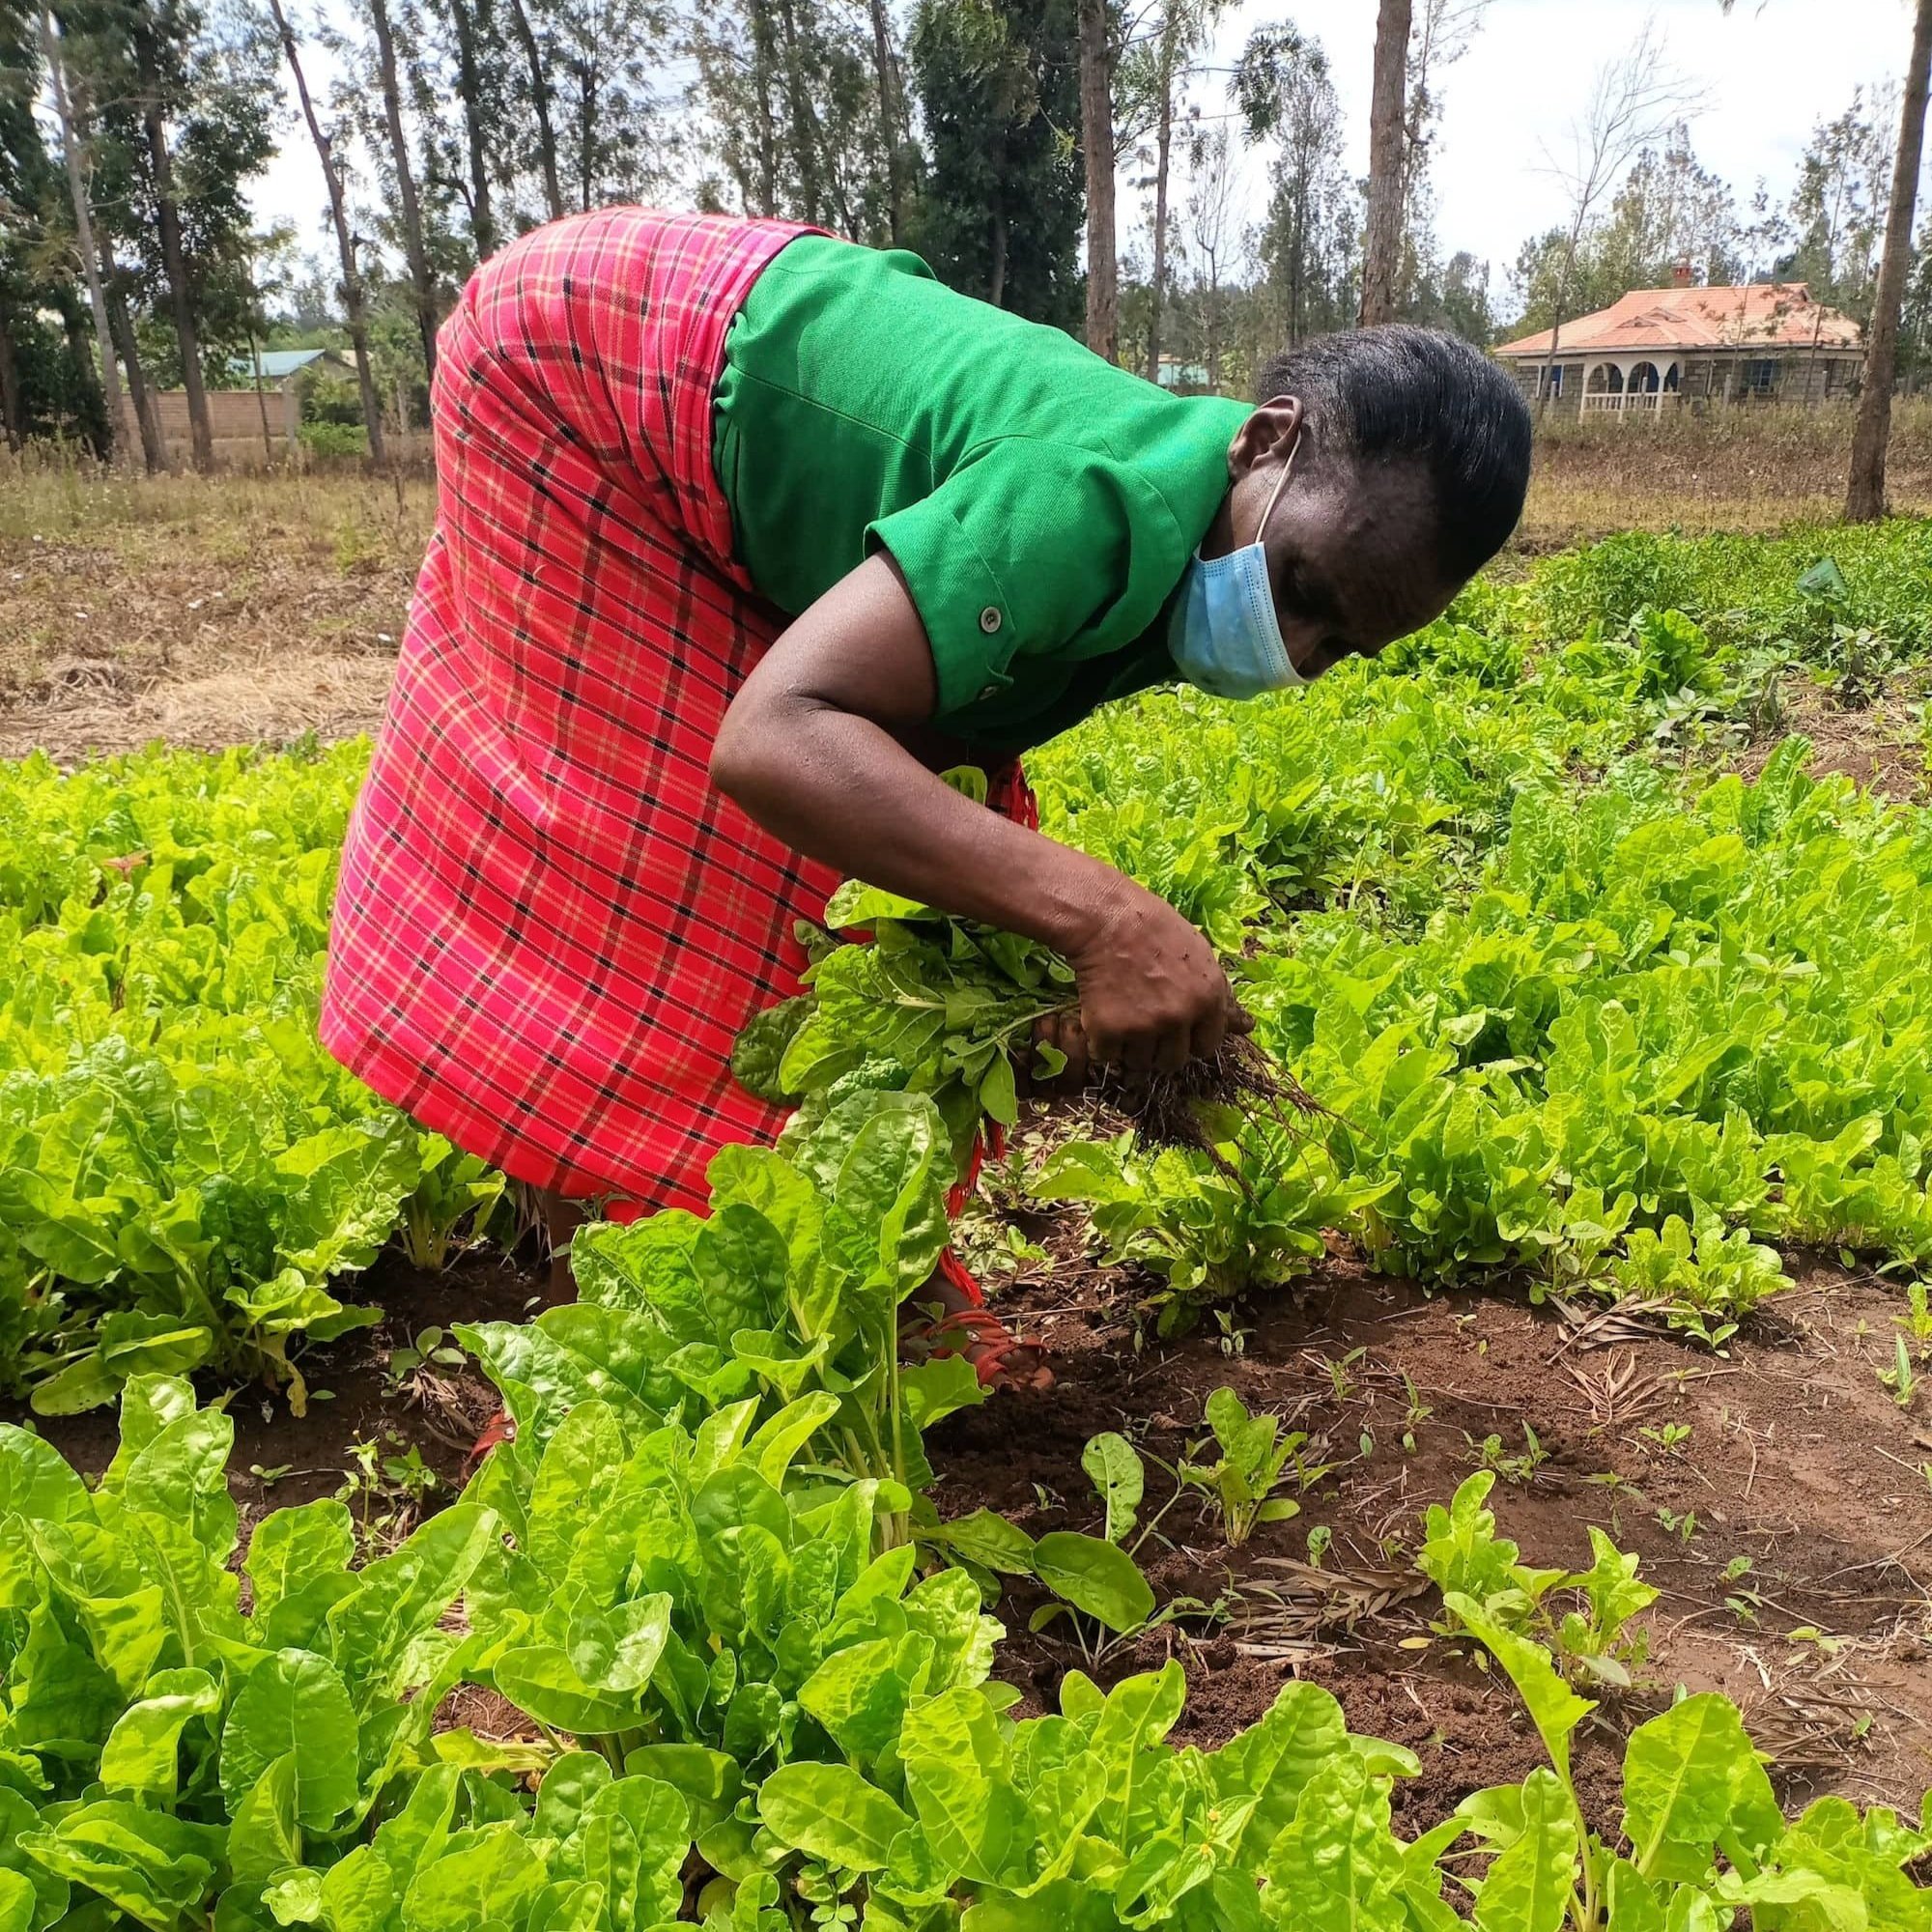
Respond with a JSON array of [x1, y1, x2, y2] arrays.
[[1048, 878, 1243, 1081]]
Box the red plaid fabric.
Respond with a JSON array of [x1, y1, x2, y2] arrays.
[[322, 208, 1030, 1214]]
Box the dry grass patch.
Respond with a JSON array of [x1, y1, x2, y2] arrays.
[[1520, 399, 1932, 545], [0, 460, 432, 759]]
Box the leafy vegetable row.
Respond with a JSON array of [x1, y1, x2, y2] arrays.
[[0, 745, 503, 1413], [5, 1089, 1929, 1927], [6, 522, 1921, 1412], [754, 546, 1932, 1335]]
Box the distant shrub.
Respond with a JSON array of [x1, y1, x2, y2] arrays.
[[298, 419, 369, 458], [300, 371, 365, 428]]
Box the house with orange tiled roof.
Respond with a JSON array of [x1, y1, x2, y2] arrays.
[[1492, 276, 1863, 415]]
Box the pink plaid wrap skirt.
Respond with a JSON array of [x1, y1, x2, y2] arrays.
[[322, 208, 1032, 1212]]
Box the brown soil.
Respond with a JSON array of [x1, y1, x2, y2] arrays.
[[1734, 676, 1930, 805], [4, 1245, 532, 1539], [935, 1236, 1932, 1828]]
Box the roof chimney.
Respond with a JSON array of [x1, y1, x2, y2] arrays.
[[1671, 259, 1694, 288]]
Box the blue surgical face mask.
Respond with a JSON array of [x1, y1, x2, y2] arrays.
[[1167, 433, 1305, 699]]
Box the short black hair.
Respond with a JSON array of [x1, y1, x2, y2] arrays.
[[1256, 326, 1532, 582]]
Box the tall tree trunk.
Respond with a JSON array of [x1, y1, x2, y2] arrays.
[[989, 205, 1008, 307], [1848, 0, 1932, 522], [107, 281, 165, 470], [749, 0, 780, 215], [1078, 0, 1117, 359], [267, 0, 387, 463], [0, 307, 21, 450], [575, 56, 595, 209], [1144, 16, 1177, 383], [1359, 0, 1411, 327], [368, 0, 439, 379], [448, 0, 497, 258], [132, 13, 213, 469], [41, 10, 124, 464], [247, 328, 274, 461], [1206, 263, 1220, 391], [1290, 181, 1307, 342], [505, 0, 564, 220], [867, 0, 906, 243], [1534, 221, 1587, 422], [60, 293, 102, 445], [774, 0, 823, 225]]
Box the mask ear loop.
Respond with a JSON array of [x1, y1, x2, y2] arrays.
[[1254, 425, 1303, 546]]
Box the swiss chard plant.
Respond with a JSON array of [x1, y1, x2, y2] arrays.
[[0, 1372, 504, 1931], [1031, 1122, 1389, 1334], [458, 1088, 987, 1548], [1178, 1387, 1328, 1548], [1423, 1593, 1932, 1932], [736, 892, 1073, 1180], [0, 742, 492, 1414], [1418, 1472, 1659, 1686], [7, 1312, 1932, 1928]]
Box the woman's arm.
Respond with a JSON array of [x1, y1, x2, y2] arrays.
[[711, 552, 1238, 1078]]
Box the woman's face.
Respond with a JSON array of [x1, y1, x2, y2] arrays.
[[1210, 399, 1459, 680]]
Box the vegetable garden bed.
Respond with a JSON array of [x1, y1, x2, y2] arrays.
[[6, 518, 1932, 1928], [15, 1230, 1927, 1836], [933, 1233, 1932, 1820]]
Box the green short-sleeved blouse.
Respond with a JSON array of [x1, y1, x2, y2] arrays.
[[711, 233, 1251, 753]]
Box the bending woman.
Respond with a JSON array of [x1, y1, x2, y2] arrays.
[[321, 209, 1532, 1374]]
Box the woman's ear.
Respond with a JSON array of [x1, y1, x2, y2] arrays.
[[1227, 396, 1304, 483]]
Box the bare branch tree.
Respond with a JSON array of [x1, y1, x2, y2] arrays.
[[1181, 120, 1240, 389], [130, 3, 213, 470], [365, 0, 439, 378], [1139, 0, 1223, 382], [1400, 0, 1488, 301], [1079, 0, 1118, 358], [1531, 19, 1702, 416]]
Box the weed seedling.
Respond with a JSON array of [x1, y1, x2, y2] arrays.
[[1722, 1554, 1762, 1625], [1213, 1310, 1252, 1359], [1638, 1421, 1692, 1454], [1468, 1424, 1548, 1485], [384, 1323, 466, 1390], [1657, 1506, 1700, 1545], [1401, 1371, 1433, 1432], [1318, 1347, 1367, 1402], [1179, 1387, 1322, 1547], [1878, 1334, 1920, 1407]]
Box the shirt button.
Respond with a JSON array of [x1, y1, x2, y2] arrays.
[[979, 606, 1002, 634]]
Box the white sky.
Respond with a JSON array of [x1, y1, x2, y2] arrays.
[[1191, 0, 1917, 292], [248, 0, 1917, 309]]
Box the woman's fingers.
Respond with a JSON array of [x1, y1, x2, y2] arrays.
[[1153, 1019, 1194, 1076], [1057, 1015, 1092, 1089], [1190, 1000, 1232, 1067], [1031, 1011, 1091, 1092], [1065, 877, 1246, 1083]]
